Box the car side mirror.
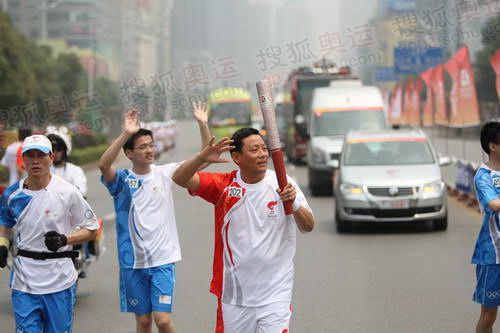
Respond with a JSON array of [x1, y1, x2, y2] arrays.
[[439, 156, 451, 166]]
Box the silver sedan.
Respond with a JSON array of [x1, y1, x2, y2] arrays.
[[334, 129, 449, 233]]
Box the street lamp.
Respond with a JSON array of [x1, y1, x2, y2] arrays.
[[40, 0, 65, 41]]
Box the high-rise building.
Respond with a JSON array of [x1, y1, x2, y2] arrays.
[[338, 0, 378, 81], [171, 0, 210, 72], [5, 0, 100, 48], [4, 0, 174, 82], [171, 0, 272, 87], [275, 0, 312, 51]]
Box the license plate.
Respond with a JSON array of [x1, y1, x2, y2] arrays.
[[379, 200, 410, 209]]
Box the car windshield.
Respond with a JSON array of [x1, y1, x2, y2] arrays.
[[209, 102, 251, 126], [344, 139, 435, 165], [312, 110, 387, 136]]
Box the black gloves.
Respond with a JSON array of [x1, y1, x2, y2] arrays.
[[44, 231, 67, 252], [0, 245, 8, 268]]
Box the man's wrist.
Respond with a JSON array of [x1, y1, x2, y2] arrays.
[[121, 131, 135, 139], [0, 236, 10, 248], [292, 199, 302, 213], [196, 152, 206, 164]]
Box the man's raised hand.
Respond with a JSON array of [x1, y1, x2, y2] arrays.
[[192, 101, 208, 124], [199, 137, 235, 164], [123, 109, 141, 135]]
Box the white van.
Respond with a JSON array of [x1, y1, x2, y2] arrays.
[[307, 86, 388, 195]]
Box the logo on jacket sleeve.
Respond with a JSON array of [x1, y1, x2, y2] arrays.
[[267, 201, 278, 218]]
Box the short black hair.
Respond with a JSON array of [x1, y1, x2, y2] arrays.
[[18, 128, 32, 141], [230, 127, 261, 153], [123, 128, 154, 152], [480, 122, 500, 155], [47, 134, 69, 161]]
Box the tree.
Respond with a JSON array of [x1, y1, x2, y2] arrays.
[[56, 53, 86, 100], [0, 12, 37, 111], [94, 77, 120, 108], [475, 13, 500, 102]]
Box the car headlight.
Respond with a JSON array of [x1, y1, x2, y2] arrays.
[[312, 148, 326, 164], [340, 183, 364, 195], [422, 180, 444, 194]]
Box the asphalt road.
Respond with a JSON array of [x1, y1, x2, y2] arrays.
[[0, 120, 483, 332]]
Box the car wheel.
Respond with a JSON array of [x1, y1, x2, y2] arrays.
[[433, 215, 448, 231], [335, 209, 350, 233]]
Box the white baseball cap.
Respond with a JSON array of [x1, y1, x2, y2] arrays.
[[22, 135, 53, 154]]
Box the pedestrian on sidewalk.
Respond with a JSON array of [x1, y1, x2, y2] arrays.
[[0, 134, 98, 332], [98, 103, 211, 333], [473, 121, 500, 332], [172, 127, 315, 333]]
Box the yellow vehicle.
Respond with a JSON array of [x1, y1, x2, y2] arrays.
[[208, 87, 253, 139]]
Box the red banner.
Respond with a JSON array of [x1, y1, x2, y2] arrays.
[[444, 46, 480, 128], [389, 84, 403, 125], [430, 65, 448, 126], [405, 78, 421, 126], [420, 68, 434, 127], [490, 49, 500, 99], [414, 79, 422, 126], [401, 80, 413, 126]]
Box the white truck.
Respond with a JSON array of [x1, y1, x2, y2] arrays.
[[307, 85, 388, 195]]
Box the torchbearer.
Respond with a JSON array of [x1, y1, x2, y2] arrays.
[[172, 89, 315, 332]]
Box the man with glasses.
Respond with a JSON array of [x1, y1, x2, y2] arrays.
[[98, 103, 210, 333]]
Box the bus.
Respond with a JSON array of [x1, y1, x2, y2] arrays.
[[208, 87, 253, 140]]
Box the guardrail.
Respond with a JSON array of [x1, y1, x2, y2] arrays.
[[441, 154, 480, 211]]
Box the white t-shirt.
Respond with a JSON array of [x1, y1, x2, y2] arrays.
[[50, 162, 87, 196], [191, 169, 311, 307], [0, 142, 22, 185], [0, 175, 99, 294], [101, 163, 182, 269]]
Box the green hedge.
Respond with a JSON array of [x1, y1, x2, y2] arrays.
[[69, 144, 108, 166]]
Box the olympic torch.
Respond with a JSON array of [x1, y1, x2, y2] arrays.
[[256, 81, 293, 215]]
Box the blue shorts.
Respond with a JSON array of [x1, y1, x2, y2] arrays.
[[120, 263, 176, 315], [11, 284, 77, 333], [474, 264, 500, 306]]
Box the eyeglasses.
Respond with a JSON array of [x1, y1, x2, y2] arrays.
[[133, 143, 156, 151]]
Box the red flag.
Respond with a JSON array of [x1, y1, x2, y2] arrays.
[[420, 68, 435, 127], [389, 84, 403, 125], [402, 79, 418, 126], [413, 78, 422, 126], [444, 46, 480, 128], [490, 49, 500, 100], [404, 78, 421, 126], [431, 65, 448, 126]]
